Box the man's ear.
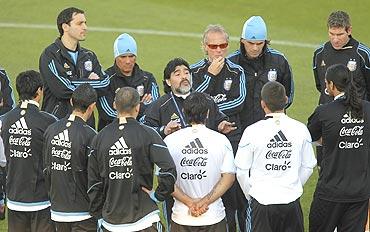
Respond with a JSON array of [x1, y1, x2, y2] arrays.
[[62, 23, 69, 33], [260, 100, 266, 110], [88, 102, 96, 111], [135, 103, 140, 113], [165, 79, 171, 87], [70, 98, 73, 107], [284, 96, 288, 104], [113, 101, 117, 110], [346, 26, 352, 35]]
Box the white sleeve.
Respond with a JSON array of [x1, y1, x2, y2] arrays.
[[220, 138, 236, 174], [0, 121, 5, 167], [235, 129, 254, 170], [236, 168, 251, 200], [299, 130, 317, 185], [234, 130, 254, 199]]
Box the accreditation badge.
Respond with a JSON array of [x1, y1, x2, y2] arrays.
[[268, 70, 277, 81], [84, 61, 93, 71]]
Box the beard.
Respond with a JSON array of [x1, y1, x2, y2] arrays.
[[175, 80, 191, 95]]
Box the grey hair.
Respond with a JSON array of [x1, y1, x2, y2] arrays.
[[327, 11, 351, 30], [202, 24, 229, 53]]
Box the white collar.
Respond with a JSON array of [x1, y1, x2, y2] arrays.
[[173, 92, 190, 99], [20, 100, 40, 108], [334, 92, 345, 100], [265, 112, 285, 118]]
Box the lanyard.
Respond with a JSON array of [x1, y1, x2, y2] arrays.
[[170, 92, 187, 128]]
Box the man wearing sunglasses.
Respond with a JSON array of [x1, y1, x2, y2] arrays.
[[191, 24, 247, 232], [228, 16, 294, 132]]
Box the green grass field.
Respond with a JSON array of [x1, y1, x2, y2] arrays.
[[0, 0, 369, 231]]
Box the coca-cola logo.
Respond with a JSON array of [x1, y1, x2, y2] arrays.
[[339, 126, 363, 137], [265, 150, 291, 159], [9, 135, 31, 147], [109, 156, 132, 167], [180, 157, 208, 167], [211, 94, 227, 103]]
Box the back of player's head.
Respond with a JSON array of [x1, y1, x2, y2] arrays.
[[325, 64, 350, 92], [71, 83, 97, 113], [183, 92, 210, 124], [327, 10, 351, 30], [16, 70, 43, 101], [57, 7, 84, 37], [114, 87, 140, 113], [163, 57, 190, 94], [261, 81, 287, 112]]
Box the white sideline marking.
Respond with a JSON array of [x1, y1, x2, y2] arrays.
[[0, 22, 318, 49]]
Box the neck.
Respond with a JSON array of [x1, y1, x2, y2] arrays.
[[117, 113, 136, 119], [121, 70, 133, 76], [334, 92, 345, 100], [190, 122, 204, 126], [61, 35, 78, 51], [265, 109, 284, 114], [72, 110, 89, 122]]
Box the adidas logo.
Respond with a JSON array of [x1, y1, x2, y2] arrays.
[[9, 117, 31, 135], [51, 129, 72, 148], [109, 137, 132, 156], [267, 130, 292, 148], [341, 113, 364, 124], [181, 138, 208, 154]]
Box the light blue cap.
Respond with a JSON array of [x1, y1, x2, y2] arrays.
[[113, 33, 137, 58], [241, 16, 267, 41]]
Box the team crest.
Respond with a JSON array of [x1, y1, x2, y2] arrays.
[[84, 61, 93, 71], [347, 59, 357, 72], [223, 79, 232, 91], [136, 85, 144, 97], [267, 70, 277, 81]]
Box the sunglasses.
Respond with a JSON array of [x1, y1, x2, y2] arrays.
[[207, 43, 228, 49]]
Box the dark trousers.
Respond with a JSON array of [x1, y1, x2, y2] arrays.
[[102, 222, 163, 232], [309, 197, 368, 232], [222, 181, 247, 232], [221, 139, 247, 232], [55, 217, 97, 232], [248, 198, 304, 232], [170, 218, 227, 232], [8, 207, 55, 232]]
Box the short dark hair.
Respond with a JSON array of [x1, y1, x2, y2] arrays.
[[16, 70, 43, 101], [163, 57, 190, 94], [261, 81, 287, 112], [57, 7, 84, 37], [325, 64, 363, 118], [327, 11, 351, 31], [71, 83, 97, 113], [114, 87, 140, 113], [183, 92, 210, 124]]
